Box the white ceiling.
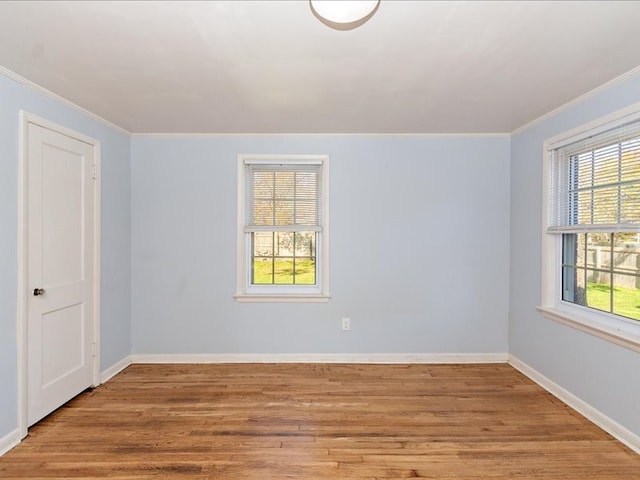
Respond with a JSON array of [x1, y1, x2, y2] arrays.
[[1, 1, 640, 134]]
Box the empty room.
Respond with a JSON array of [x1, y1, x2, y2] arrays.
[[1, 1, 640, 478]]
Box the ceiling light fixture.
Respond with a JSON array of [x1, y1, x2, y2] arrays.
[[310, 0, 380, 31]]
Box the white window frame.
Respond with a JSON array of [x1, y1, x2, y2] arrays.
[[539, 102, 640, 352], [235, 154, 330, 303]]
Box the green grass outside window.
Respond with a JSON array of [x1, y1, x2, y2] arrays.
[[586, 282, 640, 320]]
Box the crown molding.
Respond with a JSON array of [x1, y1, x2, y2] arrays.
[[0, 65, 130, 136], [5, 61, 638, 139], [511, 65, 640, 136], [131, 132, 510, 138]]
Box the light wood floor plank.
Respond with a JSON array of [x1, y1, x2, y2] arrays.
[[1, 363, 638, 479]]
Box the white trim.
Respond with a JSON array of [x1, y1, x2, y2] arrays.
[[20, 112, 102, 148], [540, 102, 640, 352], [234, 294, 331, 303], [16, 112, 28, 439], [3, 44, 636, 140], [92, 141, 102, 388], [509, 355, 640, 455], [538, 306, 640, 353], [544, 100, 640, 150], [131, 132, 511, 138], [16, 112, 102, 439], [0, 429, 20, 457], [7, 354, 638, 458], [236, 154, 331, 302], [0, 63, 511, 138], [100, 356, 132, 384], [0, 66, 129, 136], [130, 353, 509, 364], [243, 154, 324, 165], [512, 65, 640, 136]]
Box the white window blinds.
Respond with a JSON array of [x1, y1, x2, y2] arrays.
[[244, 160, 323, 233], [547, 118, 640, 233]]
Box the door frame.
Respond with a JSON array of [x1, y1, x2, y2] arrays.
[[16, 111, 101, 439]]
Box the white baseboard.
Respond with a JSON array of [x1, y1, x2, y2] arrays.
[[130, 352, 509, 364], [6, 352, 638, 458], [508, 354, 640, 455], [100, 355, 132, 383], [1, 356, 132, 458], [0, 429, 20, 456]]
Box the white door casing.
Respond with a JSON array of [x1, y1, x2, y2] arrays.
[[17, 113, 101, 435]]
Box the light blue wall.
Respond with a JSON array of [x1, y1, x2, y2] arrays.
[[510, 74, 640, 437], [0, 73, 131, 440], [3, 58, 639, 451], [131, 135, 510, 355]]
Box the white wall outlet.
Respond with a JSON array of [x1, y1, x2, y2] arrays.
[[342, 317, 351, 331]]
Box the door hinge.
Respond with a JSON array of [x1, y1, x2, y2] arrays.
[[92, 164, 97, 180], [91, 342, 97, 358]]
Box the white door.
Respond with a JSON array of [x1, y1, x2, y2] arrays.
[[26, 121, 96, 426]]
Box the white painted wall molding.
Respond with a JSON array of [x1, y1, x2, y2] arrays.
[[511, 65, 640, 135], [508, 355, 640, 455], [0, 429, 20, 457], [131, 132, 511, 139], [130, 352, 509, 364], [8, 353, 637, 458], [100, 355, 133, 384], [0, 66, 129, 136]]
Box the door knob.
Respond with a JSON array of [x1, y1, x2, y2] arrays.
[[33, 288, 45, 296]]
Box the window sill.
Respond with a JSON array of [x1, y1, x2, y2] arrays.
[[234, 293, 331, 303], [537, 305, 640, 353]]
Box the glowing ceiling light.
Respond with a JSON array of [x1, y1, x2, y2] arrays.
[[310, 0, 381, 31]]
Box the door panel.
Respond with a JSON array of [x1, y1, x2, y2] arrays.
[[27, 122, 95, 426], [41, 304, 84, 388], [42, 141, 84, 287]]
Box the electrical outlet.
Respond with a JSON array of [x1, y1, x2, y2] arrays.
[[342, 317, 351, 331]]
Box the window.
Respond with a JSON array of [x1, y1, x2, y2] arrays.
[[235, 155, 330, 302], [562, 233, 640, 321], [541, 105, 640, 351]]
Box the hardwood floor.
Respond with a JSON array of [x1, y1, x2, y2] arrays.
[[1, 363, 639, 479]]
